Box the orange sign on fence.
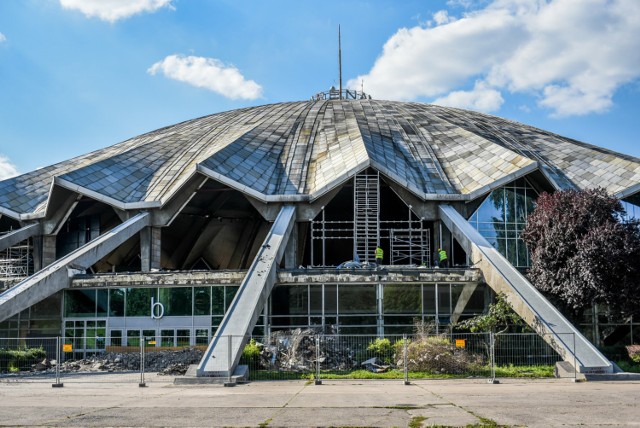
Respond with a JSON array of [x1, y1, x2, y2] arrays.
[[455, 339, 466, 348], [63, 344, 72, 352]]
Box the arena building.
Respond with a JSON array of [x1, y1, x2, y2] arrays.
[[1, 90, 639, 376]]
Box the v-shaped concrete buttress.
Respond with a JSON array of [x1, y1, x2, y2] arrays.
[[0, 223, 40, 252], [439, 204, 612, 374], [0, 212, 150, 322], [197, 205, 296, 377]]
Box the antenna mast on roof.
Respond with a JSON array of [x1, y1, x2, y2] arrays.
[[338, 25, 343, 100]]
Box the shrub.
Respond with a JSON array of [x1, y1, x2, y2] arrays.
[[240, 339, 261, 367], [366, 338, 394, 363], [0, 347, 47, 372], [399, 334, 481, 374]]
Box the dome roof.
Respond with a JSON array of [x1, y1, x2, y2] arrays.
[[2, 100, 640, 219]]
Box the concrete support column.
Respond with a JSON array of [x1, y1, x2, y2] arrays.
[[284, 223, 298, 269], [42, 235, 56, 268], [141, 226, 161, 272], [32, 236, 43, 272]]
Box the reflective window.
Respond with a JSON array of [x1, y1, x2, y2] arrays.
[[469, 178, 538, 267], [338, 284, 376, 314], [126, 288, 155, 317], [159, 287, 192, 316], [64, 290, 97, 318], [384, 284, 420, 314], [194, 287, 210, 316], [621, 200, 640, 221], [109, 289, 125, 317]]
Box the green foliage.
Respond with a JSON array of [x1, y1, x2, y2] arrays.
[[241, 339, 261, 366], [615, 360, 640, 373], [366, 338, 393, 363], [0, 346, 47, 372], [457, 293, 529, 334], [408, 415, 428, 428]]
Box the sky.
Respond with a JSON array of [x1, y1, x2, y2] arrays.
[[0, 0, 639, 179]]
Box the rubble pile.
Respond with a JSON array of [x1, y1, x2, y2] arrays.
[[43, 348, 203, 375], [252, 328, 361, 372]]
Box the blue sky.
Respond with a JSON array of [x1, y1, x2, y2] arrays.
[[0, 0, 639, 178]]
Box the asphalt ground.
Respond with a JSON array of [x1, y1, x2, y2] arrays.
[[0, 377, 639, 427]]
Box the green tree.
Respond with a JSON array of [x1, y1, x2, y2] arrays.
[[457, 293, 529, 334]]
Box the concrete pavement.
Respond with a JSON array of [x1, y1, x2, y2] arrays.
[[0, 377, 639, 427]]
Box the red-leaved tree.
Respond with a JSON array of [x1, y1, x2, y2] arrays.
[[521, 188, 640, 322]]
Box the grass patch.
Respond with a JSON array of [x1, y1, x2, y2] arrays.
[[408, 415, 428, 428], [246, 365, 555, 381], [493, 364, 554, 378], [615, 361, 640, 373]]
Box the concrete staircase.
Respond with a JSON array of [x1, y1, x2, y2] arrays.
[[197, 205, 296, 377], [439, 205, 612, 374]]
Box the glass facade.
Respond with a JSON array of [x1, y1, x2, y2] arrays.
[[62, 285, 262, 353], [61, 281, 487, 352], [270, 282, 486, 335], [468, 178, 538, 267], [621, 200, 640, 221]]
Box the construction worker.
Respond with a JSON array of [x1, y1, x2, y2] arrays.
[[438, 247, 448, 268], [375, 246, 384, 267]]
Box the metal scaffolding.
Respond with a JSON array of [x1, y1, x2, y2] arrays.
[[353, 172, 380, 263], [309, 172, 429, 267], [0, 238, 32, 278]]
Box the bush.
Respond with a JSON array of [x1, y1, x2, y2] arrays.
[[0, 347, 47, 372], [240, 339, 261, 367], [398, 335, 481, 374], [366, 338, 394, 364]]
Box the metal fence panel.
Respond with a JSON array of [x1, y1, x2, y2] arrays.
[[1, 332, 577, 385], [0, 337, 58, 383]]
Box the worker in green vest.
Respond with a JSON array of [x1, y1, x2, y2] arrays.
[[375, 246, 384, 267], [438, 247, 448, 268]]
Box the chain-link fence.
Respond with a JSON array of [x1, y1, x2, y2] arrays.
[[1, 332, 576, 386]]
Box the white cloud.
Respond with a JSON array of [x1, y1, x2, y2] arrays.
[[148, 55, 263, 100], [0, 32, 6, 42], [350, 0, 640, 117], [59, 0, 173, 23], [433, 10, 454, 26], [0, 155, 19, 180], [433, 81, 503, 112]]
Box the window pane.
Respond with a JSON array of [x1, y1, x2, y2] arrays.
[[195, 329, 209, 345], [194, 287, 210, 316], [338, 284, 376, 314], [97, 290, 108, 317], [310, 285, 322, 315], [110, 330, 122, 347], [384, 284, 421, 314], [225, 286, 239, 311], [176, 329, 190, 346], [64, 290, 96, 318], [437, 284, 451, 314], [126, 288, 154, 317], [211, 287, 224, 315], [324, 284, 337, 315], [109, 289, 125, 317], [423, 284, 436, 314], [159, 287, 192, 316]]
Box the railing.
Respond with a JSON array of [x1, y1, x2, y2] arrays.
[[0, 332, 576, 386]]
